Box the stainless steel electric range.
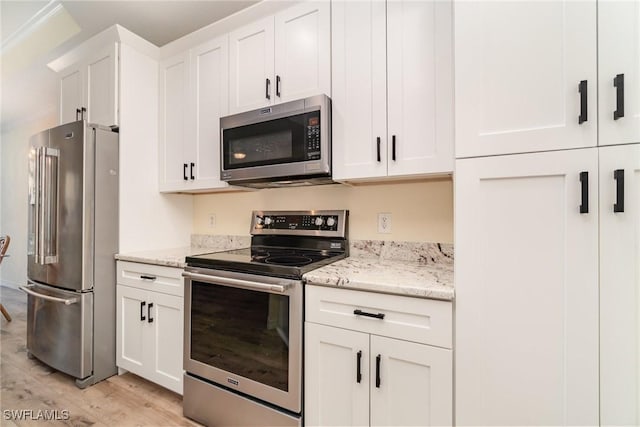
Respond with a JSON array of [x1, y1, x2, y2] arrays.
[[182, 210, 348, 427]]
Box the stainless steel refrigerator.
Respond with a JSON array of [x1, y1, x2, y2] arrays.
[[22, 120, 118, 388]]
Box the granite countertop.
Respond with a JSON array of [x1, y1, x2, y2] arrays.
[[302, 241, 454, 301], [115, 246, 206, 268], [115, 235, 251, 268], [115, 236, 454, 300]]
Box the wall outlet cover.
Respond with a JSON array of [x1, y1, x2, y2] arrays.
[[208, 213, 216, 228], [377, 213, 392, 234]]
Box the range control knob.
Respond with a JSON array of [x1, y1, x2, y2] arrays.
[[264, 217, 273, 226], [314, 216, 324, 226], [326, 217, 336, 227], [255, 216, 264, 226]]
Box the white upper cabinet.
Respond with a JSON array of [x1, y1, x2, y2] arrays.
[[229, 17, 275, 114], [59, 42, 119, 127], [159, 52, 191, 190], [229, 1, 330, 114], [274, 1, 330, 103], [454, 1, 597, 157], [158, 35, 231, 193], [189, 34, 230, 189], [332, 0, 453, 181], [386, 0, 453, 177], [331, 0, 387, 180], [598, 0, 640, 146], [59, 66, 84, 125]]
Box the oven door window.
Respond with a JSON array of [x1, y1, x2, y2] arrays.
[[222, 111, 320, 170], [190, 281, 290, 392]]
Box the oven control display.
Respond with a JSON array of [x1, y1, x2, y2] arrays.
[[256, 215, 339, 231]]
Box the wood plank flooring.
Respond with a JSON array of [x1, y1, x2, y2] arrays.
[[0, 286, 201, 427]]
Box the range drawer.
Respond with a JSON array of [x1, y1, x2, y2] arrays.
[[116, 261, 183, 297], [305, 285, 452, 349]]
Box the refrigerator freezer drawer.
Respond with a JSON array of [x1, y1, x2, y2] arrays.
[[24, 283, 93, 379]]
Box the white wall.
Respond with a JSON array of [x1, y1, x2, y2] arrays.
[[0, 115, 57, 289], [118, 43, 193, 252], [194, 179, 454, 243]]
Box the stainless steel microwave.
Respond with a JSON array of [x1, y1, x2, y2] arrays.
[[220, 94, 332, 188]]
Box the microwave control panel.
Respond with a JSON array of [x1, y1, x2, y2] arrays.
[[305, 115, 321, 160]]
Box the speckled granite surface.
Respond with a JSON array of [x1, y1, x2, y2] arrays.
[[304, 240, 454, 301], [115, 235, 250, 268], [116, 236, 455, 300]]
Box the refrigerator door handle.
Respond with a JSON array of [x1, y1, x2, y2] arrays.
[[19, 284, 78, 305], [39, 147, 60, 265], [34, 146, 42, 263]]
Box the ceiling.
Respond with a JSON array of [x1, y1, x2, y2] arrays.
[[0, 0, 259, 132]]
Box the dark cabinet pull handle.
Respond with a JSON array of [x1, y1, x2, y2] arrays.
[[613, 74, 625, 120], [376, 137, 381, 162], [81, 107, 86, 120], [580, 171, 589, 214], [76, 108, 81, 121], [148, 303, 154, 323], [266, 78, 271, 100], [356, 350, 362, 383], [614, 169, 625, 213], [140, 275, 156, 280], [353, 309, 385, 319], [392, 135, 397, 161], [183, 163, 188, 181], [375, 354, 381, 388], [190, 162, 195, 180], [140, 301, 146, 321], [578, 80, 588, 124], [276, 75, 281, 97]]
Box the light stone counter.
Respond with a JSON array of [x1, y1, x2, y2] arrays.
[[303, 240, 454, 301], [115, 235, 250, 268]]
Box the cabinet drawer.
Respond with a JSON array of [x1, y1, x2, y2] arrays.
[[306, 285, 452, 349], [117, 261, 183, 297]]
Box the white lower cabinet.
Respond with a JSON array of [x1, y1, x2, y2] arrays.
[[305, 285, 452, 427], [116, 261, 184, 394], [599, 143, 640, 425]]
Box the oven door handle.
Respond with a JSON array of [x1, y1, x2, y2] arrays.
[[183, 271, 292, 294]]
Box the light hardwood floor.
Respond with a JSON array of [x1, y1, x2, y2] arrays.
[[0, 286, 201, 427]]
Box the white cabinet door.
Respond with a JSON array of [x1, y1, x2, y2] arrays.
[[331, 0, 387, 180], [116, 285, 147, 373], [598, 1, 640, 146], [189, 35, 230, 190], [455, 1, 597, 157], [274, 1, 330, 103], [159, 52, 191, 191], [455, 149, 599, 426], [85, 43, 118, 127], [59, 66, 83, 125], [370, 336, 452, 427], [387, 0, 453, 176], [305, 323, 369, 427], [149, 292, 183, 395], [599, 143, 640, 426], [229, 17, 274, 113]]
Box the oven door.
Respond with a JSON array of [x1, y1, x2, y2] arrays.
[[183, 267, 302, 414]]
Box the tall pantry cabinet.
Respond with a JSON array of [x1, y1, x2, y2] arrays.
[[454, 0, 640, 425]]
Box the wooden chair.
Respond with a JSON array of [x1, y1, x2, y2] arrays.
[[0, 235, 12, 321]]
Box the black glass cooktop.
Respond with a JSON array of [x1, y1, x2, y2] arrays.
[[185, 246, 346, 279]]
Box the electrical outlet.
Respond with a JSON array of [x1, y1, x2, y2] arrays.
[[208, 213, 216, 229], [377, 213, 392, 234]]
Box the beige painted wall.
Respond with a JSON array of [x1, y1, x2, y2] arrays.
[[194, 179, 453, 243], [1, 115, 57, 289]]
